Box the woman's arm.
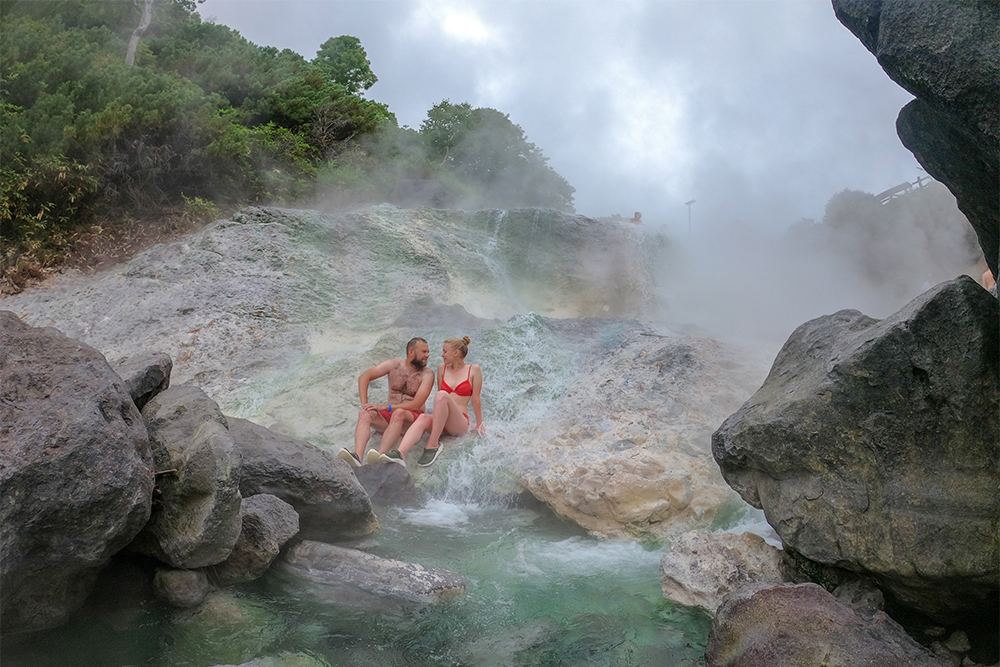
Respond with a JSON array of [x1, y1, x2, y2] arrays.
[[471, 364, 485, 434]]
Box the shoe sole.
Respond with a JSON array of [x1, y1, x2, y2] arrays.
[[338, 448, 361, 468], [366, 449, 383, 466], [417, 446, 442, 467], [381, 453, 406, 465]]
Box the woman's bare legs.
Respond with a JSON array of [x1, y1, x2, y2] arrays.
[[397, 413, 433, 459], [426, 390, 469, 450]]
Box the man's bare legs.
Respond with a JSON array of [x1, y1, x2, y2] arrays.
[[379, 409, 415, 454], [398, 413, 434, 459], [425, 390, 470, 450], [354, 408, 389, 459]]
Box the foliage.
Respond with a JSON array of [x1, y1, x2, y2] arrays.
[[419, 100, 576, 211], [311, 35, 377, 95], [0, 0, 576, 270]]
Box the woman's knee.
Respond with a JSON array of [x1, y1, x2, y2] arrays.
[[414, 413, 433, 428], [435, 390, 452, 404]]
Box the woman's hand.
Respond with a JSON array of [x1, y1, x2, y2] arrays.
[[476, 422, 487, 436]]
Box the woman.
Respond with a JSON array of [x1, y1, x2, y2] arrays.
[[392, 336, 485, 466]]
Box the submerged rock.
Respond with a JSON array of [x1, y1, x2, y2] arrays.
[[705, 582, 950, 667], [209, 494, 299, 587], [153, 567, 211, 608], [278, 540, 466, 610], [713, 277, 999, 622], [0, 311, 154, 633], [132, 384, 243, 569], [229, 417, 378, 540], [659, 531, 785, 615]]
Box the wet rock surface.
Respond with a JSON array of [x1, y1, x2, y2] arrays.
[[705, 582, 950, 667], [713, 277, 999, 622], [522, 320, 769, 540], [660, 531, 785, 615], [0, 311, 154, 632]]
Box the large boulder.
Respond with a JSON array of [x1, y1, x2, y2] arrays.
[[278, 540, 466, 611], [833, 0, 999, 278], [520, 321, 768, 540], [705, 582, 949, 667], [131, 384, 243, 568], [210, 494, 299, 586], [713, 277, 999, 622], [660, 531, 785, 615], [229, 417, 378, 540], [0, 311, 154, 633]]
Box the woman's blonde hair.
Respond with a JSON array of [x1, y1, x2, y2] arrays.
[[445, 336, 471, 358]]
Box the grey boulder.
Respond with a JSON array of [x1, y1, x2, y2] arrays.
[[713, 277, 999, 622], [153, 567, 211, 608], [0, 311, 154, 632], [230, 417, 378, 541], [705, 582, 950, 667], [131, 384, 243, 568], [209, 494, 299, 586], [113, 351, 172, 411]]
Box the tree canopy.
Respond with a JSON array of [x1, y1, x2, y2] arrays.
[[311, 36, 377, 95], [0, 1, 576, 273]]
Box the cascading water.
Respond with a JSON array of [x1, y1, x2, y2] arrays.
[[2, 205, 774, 667]]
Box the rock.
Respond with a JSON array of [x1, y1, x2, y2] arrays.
[[520, 322, 768, 540], [832, 578, 885, 612], [713, 277, 999, 622], [0, 311, 154, 633], [279, 540, 466, 610], [113, 351, 172, 411], [705, 582, 950, 667], [131, 384, 243, 569], [229, 417, 378, 541], [353, 460, 423, 507], [167, 591, 282, 667], [209, 494, 299, 587], [659, 531, 785, 614], [833, 0, 999, 278], [527, 448, 735, 540], [153, 568, 211, 608]]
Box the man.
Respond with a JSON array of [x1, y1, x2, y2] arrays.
[[338, 337, 434, 467]]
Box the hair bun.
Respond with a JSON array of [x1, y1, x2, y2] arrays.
[[462, 336, 471, 345]]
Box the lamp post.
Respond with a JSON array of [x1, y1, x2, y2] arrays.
[[685, 199, 696, 236]]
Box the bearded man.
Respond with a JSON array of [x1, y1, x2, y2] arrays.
[[339, 337, 434, 467]]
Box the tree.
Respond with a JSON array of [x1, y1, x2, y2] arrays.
[[311, 36, 377, 95], [125, 0, 203, 66], [419, 100, 575, 211]]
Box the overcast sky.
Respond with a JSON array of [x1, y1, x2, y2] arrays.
[[199, 0, 919, 234]]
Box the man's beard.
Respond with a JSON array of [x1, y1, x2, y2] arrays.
[[409, 358, 426, 370]]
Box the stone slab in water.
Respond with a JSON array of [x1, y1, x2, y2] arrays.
[[279, 540, 466, 610]]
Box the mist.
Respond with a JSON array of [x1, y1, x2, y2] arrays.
[[646, 182, 983, 353]]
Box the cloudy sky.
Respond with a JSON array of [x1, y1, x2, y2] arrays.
[[199, 0, 920, 234]]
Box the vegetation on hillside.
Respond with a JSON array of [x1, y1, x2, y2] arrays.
[[0, 0, 575, 279]]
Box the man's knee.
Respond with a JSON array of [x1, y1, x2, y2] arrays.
[[388, 409, 409, 424], [358, 408, 372, 425]]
